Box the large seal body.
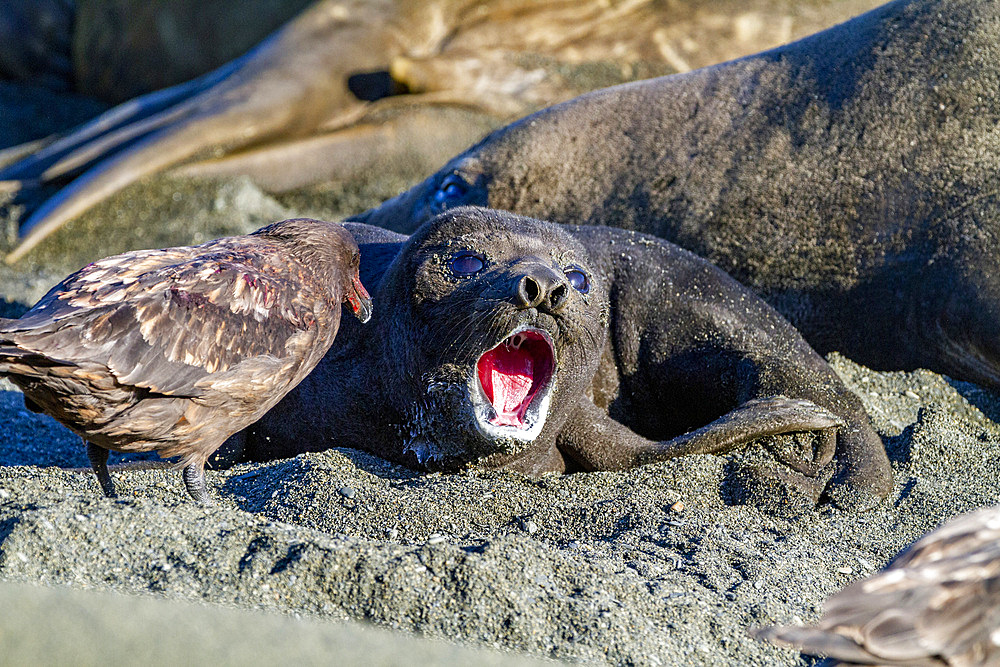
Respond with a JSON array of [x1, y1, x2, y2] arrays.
[[239, 208, 891, 508], [351, 0, 1000, 390], [0, 0, 882, 261]]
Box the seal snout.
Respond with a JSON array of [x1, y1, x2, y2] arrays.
[[514, 263, 569, 313], [474, 328, 554, 432]]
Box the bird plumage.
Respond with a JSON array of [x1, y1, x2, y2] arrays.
[[0, 217, 372, 502], [755, 505, 1000, 666]]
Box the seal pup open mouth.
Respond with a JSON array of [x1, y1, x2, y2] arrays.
[[472, 327, 555, 440]]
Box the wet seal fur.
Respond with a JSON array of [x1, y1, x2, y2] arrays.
[[351, 0, 1000, 392], [234, 207, 891, 510]]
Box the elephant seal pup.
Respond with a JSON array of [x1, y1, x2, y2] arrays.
[[0, 218, 372, 503], [351, 0, 1000, 392], [237, 207, 891, 509]]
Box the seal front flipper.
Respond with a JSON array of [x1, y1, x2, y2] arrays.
[[557, 396, 841, 470]]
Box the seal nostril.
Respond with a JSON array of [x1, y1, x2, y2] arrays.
[[518, 276, 541, 307], [346, 70, 410, 101], [549, 284, 568, 310], [525, 280, 539, 302]]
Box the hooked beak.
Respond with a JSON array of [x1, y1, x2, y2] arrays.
[[346, 272, 373, 323]]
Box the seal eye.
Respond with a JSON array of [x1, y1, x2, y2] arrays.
[[451, 251, 485, 276], [432, 174, 469, 212], [565, 266, 589, 294]]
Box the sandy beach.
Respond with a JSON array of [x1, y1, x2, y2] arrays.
[[4, 335, 1000, 665], [3, 32, 1000, 666]]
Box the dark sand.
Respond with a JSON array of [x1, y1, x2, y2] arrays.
[[3, 46, 1000, 667], [4, 353, 1000, 665]]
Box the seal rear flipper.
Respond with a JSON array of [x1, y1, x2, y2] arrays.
[[822, 419, 893, 512], [774, 381, 891, 511]]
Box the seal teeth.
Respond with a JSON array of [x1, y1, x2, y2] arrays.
[[475, 328, 554, 430]]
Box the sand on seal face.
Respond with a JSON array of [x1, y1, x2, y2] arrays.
[[2, 353, 1000, 665]]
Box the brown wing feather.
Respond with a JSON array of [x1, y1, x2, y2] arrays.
[[3, 238, 324, 397], [757, 507, 1000, 666]]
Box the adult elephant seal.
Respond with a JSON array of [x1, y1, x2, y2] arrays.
[[0, 0, 881, 262], [235, 207, 892, 510], [351, 0, 1000, 391]]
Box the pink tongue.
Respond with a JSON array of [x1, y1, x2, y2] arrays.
[[478, 346, 535, 427]]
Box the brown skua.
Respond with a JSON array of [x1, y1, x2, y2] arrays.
[[0, 217, 372, 502]]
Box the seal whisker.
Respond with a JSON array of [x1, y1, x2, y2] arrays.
[[440, 309, 494, 361], [439, 293, 511, 360], [459, 317, 509, 364]]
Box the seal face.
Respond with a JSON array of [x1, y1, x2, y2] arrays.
[[384, 207, 606, 468]]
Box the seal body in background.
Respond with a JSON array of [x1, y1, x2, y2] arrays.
[[236, 208, 891, 510], [0, 0, 883, 261], [351, 0, 1000, 392]]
